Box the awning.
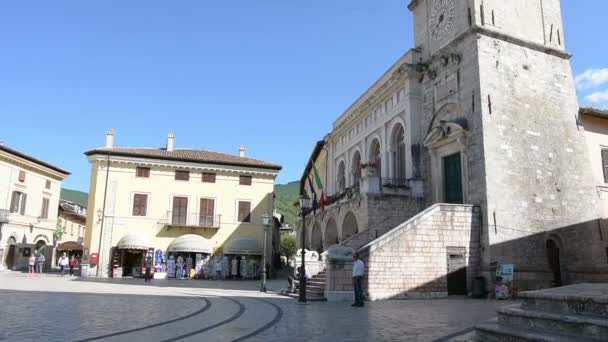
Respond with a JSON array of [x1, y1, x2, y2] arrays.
[[167, 234, 212, 254], [57, 241, 83, 251], [223, 237, 262, 256], [117, 234, 150, 250]]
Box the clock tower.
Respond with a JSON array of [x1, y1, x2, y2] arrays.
[[409, 0, 601, 288]]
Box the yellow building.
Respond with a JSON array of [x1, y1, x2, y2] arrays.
[[83, 130, 281, 278]]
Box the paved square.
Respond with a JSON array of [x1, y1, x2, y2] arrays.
[[0, 273, 509, 341]]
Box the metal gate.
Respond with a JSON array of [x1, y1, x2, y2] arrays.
[[446, 247, 467, 295]]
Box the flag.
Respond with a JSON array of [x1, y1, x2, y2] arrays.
[[312, 163, 326, 210], [307, 175, 318, 214]]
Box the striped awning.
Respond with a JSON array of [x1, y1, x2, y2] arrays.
[[117, 234, 150, 250], [223, 237, 262, 256], [167, 234, 212, 254]]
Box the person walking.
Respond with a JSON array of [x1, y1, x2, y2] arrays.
[[28, 253, 37, 279], [352, 253, 365, 307], [69, 255, 76, 276], [36, 251, 46, 276], [144, 252, 153, 283], [215, 261, 223, 280], [58, 252, 69, 276]]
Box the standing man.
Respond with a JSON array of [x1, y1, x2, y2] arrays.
[[58, 252, 69, 276], [36, 251, 46, 276], [144, 250, 153, 283], [352, 253, 365, 307]]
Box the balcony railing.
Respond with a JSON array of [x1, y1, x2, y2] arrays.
[[381, 177, 409, 189], [158, 211, 221, 229], [0, 209, 8, 224]]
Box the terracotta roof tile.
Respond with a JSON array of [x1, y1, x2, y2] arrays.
[[0, 145, 70, 175], [84, 147, 282, 170]]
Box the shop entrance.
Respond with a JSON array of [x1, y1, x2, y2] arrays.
[[122, 249, 144, 277]]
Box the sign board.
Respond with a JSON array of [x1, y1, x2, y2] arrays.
[[495, 264, 514, 299]]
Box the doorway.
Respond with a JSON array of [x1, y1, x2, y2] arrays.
[[443, 153, 463, 204], [546, 239, 562, 287], [446, 247, 467, 295], [5, 244, 16, 270]]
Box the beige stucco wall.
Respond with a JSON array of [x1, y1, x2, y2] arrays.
[[583, 114, 608, 218], [0, 150, 67, 270], [83, 154, 278, 275]]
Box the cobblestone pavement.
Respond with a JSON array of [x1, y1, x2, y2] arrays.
[[0, 272, 510, 342]]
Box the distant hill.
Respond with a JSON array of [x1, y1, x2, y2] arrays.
[[60, 188, 89, 208], [274, 181, 299, 227]]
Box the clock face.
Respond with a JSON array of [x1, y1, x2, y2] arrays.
[[429, 0, 455, 41]]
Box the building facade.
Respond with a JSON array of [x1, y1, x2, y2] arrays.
[[56, 198, 87, 258], [580, 107, 608, 218], [299, 0, 607, 299], [83, 130, 281, 279], [0, 145, 70, 271]]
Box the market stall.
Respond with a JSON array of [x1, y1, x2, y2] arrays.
[[223, 237, 263, 280], [166, 234, 212, 279]]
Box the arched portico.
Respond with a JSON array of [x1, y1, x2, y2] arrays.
[[341, 212, 359, 241], [325, 218, 339, 249], [310, 222, 323, 254]]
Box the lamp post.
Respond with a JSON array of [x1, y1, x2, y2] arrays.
[[298, 193, 310, 303], [261, 212, 271, 293]]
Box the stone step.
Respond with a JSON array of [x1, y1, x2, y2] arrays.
[[520, 284, 608, 319], [306, 285, 325, 293], [308, 279, 326, 286], [475, 319, 597, 342], [497, 304, 608, 340], [281, 292, 327, 302]]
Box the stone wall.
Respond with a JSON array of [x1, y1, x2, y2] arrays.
[[361, 204, 480, 301]]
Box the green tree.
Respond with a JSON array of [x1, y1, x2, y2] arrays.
[[279, 235, 297, 258]]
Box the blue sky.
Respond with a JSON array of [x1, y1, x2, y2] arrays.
[[1, 1, 606, 192]]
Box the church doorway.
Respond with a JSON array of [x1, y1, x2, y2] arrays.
[[443, 153, 463, 204], [546, 239, 563, 287], [446, 247, 467, 295]]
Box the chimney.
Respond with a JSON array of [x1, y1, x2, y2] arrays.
[[105, 129, 115, 148], [167, 133, 175, 152], [239, 145, 246, 158]]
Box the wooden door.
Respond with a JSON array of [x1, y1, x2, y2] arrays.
[[447, 247, 467, 295], [443, 153, 463, 204]]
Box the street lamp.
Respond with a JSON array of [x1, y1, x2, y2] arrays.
[[261, 212, 271, 293], [298, 193, 310, 303]]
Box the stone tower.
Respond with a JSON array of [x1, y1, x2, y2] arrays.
[[409, 0, 603, 288]]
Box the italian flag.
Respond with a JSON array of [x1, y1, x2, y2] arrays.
[[312, 163, 325, 210]]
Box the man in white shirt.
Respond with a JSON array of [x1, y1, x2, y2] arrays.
[[352, 253, 365, 307]]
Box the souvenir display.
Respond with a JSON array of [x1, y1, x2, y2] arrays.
[[167, 254, 176, 278], [154, 250, 164, 272], [176, 255, 184, 279]]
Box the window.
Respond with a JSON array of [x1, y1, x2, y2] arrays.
[[18, 170, 26, 182], [70, 223, 74, 236], [337, 161, 346, 192], [370, 139, 382, 178], [238, 201, 251, 223], [602, 149, 608, 183], [239, 175, 252, 186], [391, 124, 406, 180], [40, 198, 50, 219], [136, 167, 150, 178], [45, 180, 51, 189], [132, 194, 148, 216], [352, 152, 362, 188], [202, 173, 216, 183], [175, 170, 190, 181], [10, 191, 27, 215], [199, 198, 215, 226], [172, 197, 188, 225]]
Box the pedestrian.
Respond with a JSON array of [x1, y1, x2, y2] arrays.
[[58, 252, 69, 276], [144, 252, 153, 283], [36, 251, 46, 276], [28, 253, 37, 279], [69, 255, 76, 276], [215, 261, 223, 280], [352, 253, 365, 307]]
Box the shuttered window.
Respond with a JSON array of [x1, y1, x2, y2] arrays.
[[40, 198, 50, 219], [45, 180, 51, 189], [199, 198, 215, 226], [132, 194, 148, 216], [202, 173, 216, 183], [10, 191, 27, 215], [238, 201, 251, 223], [239, 175, 252, 186], [603, 149, 608, 183], [18, 170, 26, 182], [172, 197, 188, 225], [136, 167, 150, 178], [175, 170, 190, 181]]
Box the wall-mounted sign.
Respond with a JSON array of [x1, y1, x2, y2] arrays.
[[495, 264, 514, 299]]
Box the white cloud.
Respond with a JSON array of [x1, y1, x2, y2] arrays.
[[585, 89, 608, 104], [576, 68, 608, 90]]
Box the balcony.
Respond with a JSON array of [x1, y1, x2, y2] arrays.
[[157, 211, 221, 231], [0, 209, 8, 224], [381, 177, 409, 189]]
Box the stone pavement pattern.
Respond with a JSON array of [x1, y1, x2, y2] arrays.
[[0, 273, 509, 341]]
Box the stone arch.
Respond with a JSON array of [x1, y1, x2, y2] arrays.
[[310, 222, 323, 254], [324, 217, 339, 248], [546, 234, 566, 287], [33, 234, 50, 244], [351, 149, 362, 188], [390, 122, 406, 180], [369, 138, 382, 178], [341, 212, 359, 241]]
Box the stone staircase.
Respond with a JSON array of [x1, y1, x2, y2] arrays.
[[475, 283, 608, 341], [306, 270, 327, 301]]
